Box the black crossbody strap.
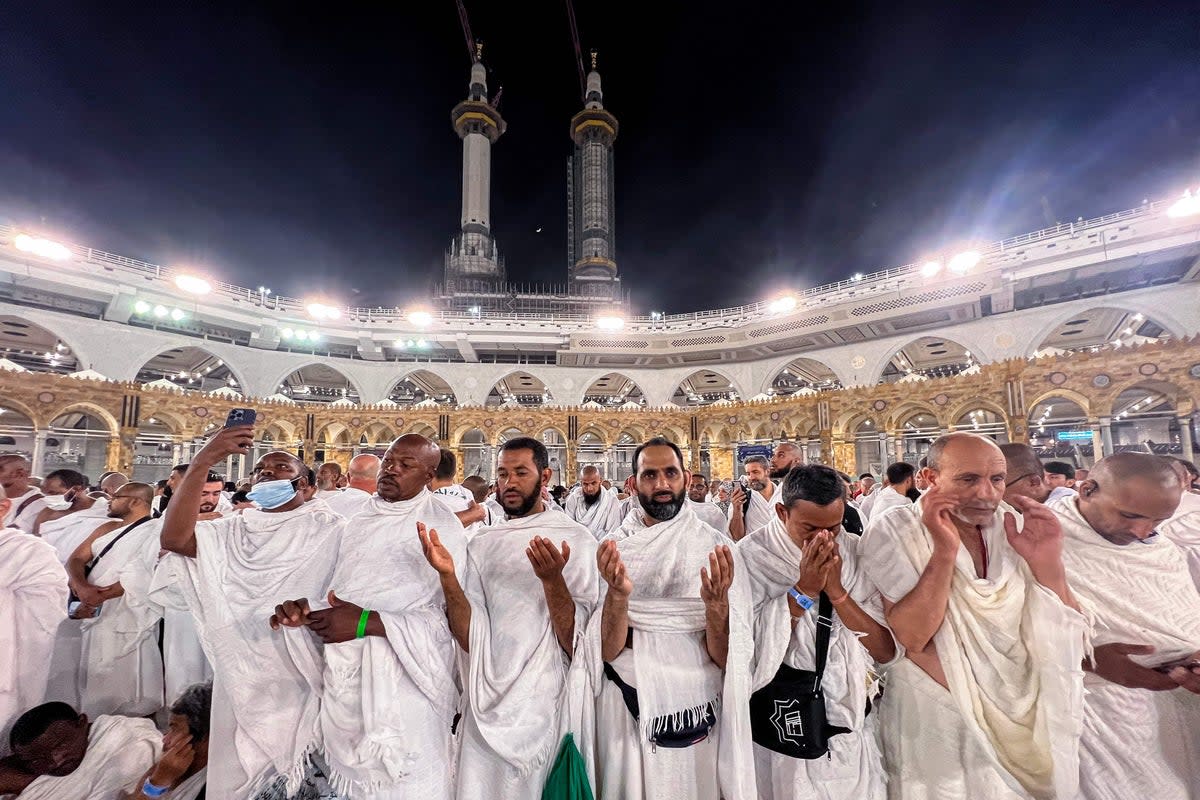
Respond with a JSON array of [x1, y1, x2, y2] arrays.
[[812, 591, 835, 692], [14, 492, 44, 518], [84, 515, 153, 577]]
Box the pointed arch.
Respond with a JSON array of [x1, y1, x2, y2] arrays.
[[47, 402, 119, 435]]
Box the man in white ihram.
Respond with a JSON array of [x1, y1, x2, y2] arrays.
[[565, 465, 623, 539], [860, 432, 1088, 799], [728, 454, 777, 541], [1049, 452, 1200, 800], [421, 436, 598, 799], [161, 424, 344, 799], [272, 434, 467, 799]]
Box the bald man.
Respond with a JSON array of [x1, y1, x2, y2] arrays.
[[564, 464, 622, 538], [861, 432, 1088, 799], [161, 426, 345, 798], [0, 455, 45, 533], [768, 441, 803, 480], [1049, 453, 1200, 800], [97, 472, 128, 498], [274, 434, 467, 798], [65, 482, 163, 719], [999, 443, 1052, 504], [323, 453, 381, 519]]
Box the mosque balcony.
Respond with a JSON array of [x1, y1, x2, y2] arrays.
[[451, 100, 506, 142], [570, 108, 619, 143]]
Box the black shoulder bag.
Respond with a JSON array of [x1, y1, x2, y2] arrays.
[[748, 591, 850, 759], [68, 515, 154, 608]]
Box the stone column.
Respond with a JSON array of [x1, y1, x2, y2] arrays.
[[31, 430, 48, 477], [877, 433, 890, 470], [565, 442, 578, 486], [1090, 423, 1103, 467], [1099, 417, 1114, 460], [1179, 416, 1195, 463]]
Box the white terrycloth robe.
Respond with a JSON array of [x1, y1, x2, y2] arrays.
[[739, 518, 894, 800], [728, 485, 777, 536], [1160, 491, 1200, 590], [4, 487, 45, 533], [8, 714, 161, 800], [175, 502, 344, 799], [859, 500, 1089, 800], [38, 501, 110, 563], [148, 552, 214, 706], [323, 486, 374, 519], [864, 488, 910, 525], [78, 517, 165, 718], [0, 527, 67, 753], [587, 505, 756, 800], [457, 509, 599, 800], [1051, 495, 1200, 800], [565, 488, 623, 539], [320, 490, 467, 800], [688, 498, 729, 535]]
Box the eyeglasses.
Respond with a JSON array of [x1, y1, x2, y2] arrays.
[[1005, 472, 1044, 488]]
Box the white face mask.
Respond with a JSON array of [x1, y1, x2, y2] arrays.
[[43, 493, 73, 511]]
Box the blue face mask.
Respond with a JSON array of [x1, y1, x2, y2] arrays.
[[246, 478, 301, 510]]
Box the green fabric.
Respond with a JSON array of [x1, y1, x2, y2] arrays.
[[541, 733, 594, 800]]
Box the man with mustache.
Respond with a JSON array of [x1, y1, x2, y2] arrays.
[[565, 464, 623, 539], [729, 455, 777, 541], [591, 437, 754, 799], [860, 432, 1088, 799], [687, 473, 730, 533], [422, 436, 599, 799]]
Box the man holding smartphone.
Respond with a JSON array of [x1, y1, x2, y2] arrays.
[[160, 412, 344, 800], [1050, 452, 1200, 800], [728, 455, 777, 541]]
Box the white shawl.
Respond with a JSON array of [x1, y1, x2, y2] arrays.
[[12, 714, 161, 799], [37, 502, 110, 563], [320, 490, 467, 797], [1052, 495, 1200, 665], [463, 509, 599, 776], [176, 502, 344, 798], [564, 488, 622, 539], [728, 485, 777, 534], [590, 504, 757, 800], [164, 768, 207, 800], [1161, 491, 1200, 591], [0, 527, 67, 752], [860, 500, 1089, 800]]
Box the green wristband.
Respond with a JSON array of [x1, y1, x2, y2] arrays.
[[356, 608, 371, 639]]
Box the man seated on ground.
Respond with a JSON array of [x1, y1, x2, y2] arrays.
[[0, 701, 159, 799], [120, 683, 212, 800]]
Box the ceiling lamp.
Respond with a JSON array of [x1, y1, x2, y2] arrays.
[[174, 274, 212, 295]]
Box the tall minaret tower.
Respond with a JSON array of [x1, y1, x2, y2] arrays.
[[444, 45, 507, 290], [568, 52, 619, 292]]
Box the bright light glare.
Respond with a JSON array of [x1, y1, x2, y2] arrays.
[[920, 260, 943, 278], [174, 275, 211, 295], [307, 302, 340, 320], [408, 310, 433, 327], [1167, 190, 1200, 219], [133, 300, 150, 314], [152, 305, 168, 318], [767, 295, 797, 314], [948, 250, 982, 274], [309, 332, 321, 343], [169, 308, 186, 321], [281, 328, 294, 339], [295, 330, 308, 340], [596, 316, 624, 330], [14, 234, 71, 261]]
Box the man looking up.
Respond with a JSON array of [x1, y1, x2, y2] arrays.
[[999, 443, 1052, 504], [323, 453, 380, 519], [161, 427, 344, 799], [421, 436, 598, 799], [865, 462, 917, 524], [861, 432, 1088, 799], [1049, 453, 1200, 800], [565, 465, 622, 539], [592, 437, 754, 799], [0, 455, 45, 533], [273, 434, 467, 799], [729, 454, 777, 541], [740, 464, 896, 799], [688, 473, 729, 533], [768, 442, 804, 480], [67, 482, 163, 719]]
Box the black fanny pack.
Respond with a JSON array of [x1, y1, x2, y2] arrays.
[[748, 592, 849, 759], [603, 661, 717, 749]]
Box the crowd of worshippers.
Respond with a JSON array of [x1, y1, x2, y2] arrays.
[[0, 424, 1199, 800]]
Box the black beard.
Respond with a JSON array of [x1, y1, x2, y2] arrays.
[[501, 486, 542, 518], [639, 487, 686, 521], [583, 491, 601, 507], [199, 503, 217, 514], [769, 466, 791, 480]]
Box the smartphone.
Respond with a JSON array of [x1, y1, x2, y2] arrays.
[[224, 408, 257, 428]]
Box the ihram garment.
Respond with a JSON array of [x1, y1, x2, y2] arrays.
[[586, 504, 756, 800], [3, 487, 45, 533], [863, 488, 910, 526], [175, 502, 344, 799], [8, 714, 160, 800], [564, 488, 623, 539], [77, 517, 164, 718], [859, 499, 1089, 800], [37, 501, 110, 563], [739, 517, 893, 800], [728, 486, 777, 537], [1160, 490, 1200, 590], [320, 490, 467, 800], [0, 527, 66, 753], [456, 509, 599, 800], [148, 552, 214, 706], [687, 498, 729, 535], [1051, 495, 1200, 800]]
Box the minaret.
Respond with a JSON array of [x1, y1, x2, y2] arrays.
[[444, 45, 506, 290], [568, 52, 619, 292]]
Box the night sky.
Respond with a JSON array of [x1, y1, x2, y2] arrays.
[[1, 1, 1197, 313]]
